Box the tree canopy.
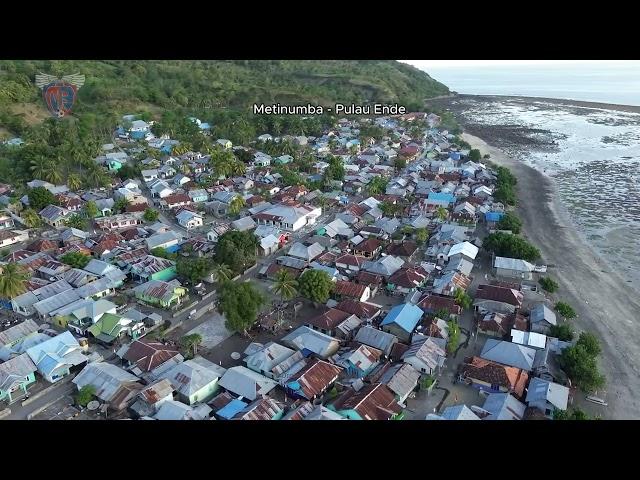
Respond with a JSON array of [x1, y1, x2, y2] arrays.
[[28, 186, 58, 211], [298, 269, 334, 304], [214, 230, 258, 274], [560, 332, 605, 393], [60, 252, 91, 269], [496, 212, 522, 234], [218, 281, 265, 335], [483, 232, 540, 262]]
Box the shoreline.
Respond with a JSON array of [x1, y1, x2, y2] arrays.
[[446, 94, 640, 114], [462, 132, 640, 420]]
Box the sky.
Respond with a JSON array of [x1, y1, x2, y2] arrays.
[[401, 60, 635, 69]]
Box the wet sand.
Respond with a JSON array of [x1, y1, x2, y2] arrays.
[[463, 132, 640, 419]]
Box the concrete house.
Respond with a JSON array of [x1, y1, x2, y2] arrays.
[[529, 303, 557, 334], [525, 377, 570, 418], [473, 284, 524, 314], [480, 338, 537, 372], [243, 342, 296, 379], [218, 366, 278, 402], [25, 331, 88, 383], [176, 210, 203, 230], [0, 354, 37, 403]]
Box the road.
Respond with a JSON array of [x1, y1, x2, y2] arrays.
[[5, 380, 75, 420]]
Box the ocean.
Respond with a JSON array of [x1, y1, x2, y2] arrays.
[[422, 62, 640, 107], [443, 96, 640, 289]]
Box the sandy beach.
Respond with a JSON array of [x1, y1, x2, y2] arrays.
[[463, 132, 640, 419]]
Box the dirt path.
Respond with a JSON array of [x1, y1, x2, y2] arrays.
[[463, 133, 640, 419]]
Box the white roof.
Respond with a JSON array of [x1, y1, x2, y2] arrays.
[[494, 256, 535, 272], [510, 329, 547, 349], [447, 241, 479, 260]]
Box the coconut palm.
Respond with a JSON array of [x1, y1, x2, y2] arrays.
[[231, 159, 246, 177], [20, 209, 41, 228], [454, 288, 472, 310], [274, 269, 298, 303], [44, 161, 63, 185], [212, 263, 233, 284], [228, 196, 245, 216], [65, 214, 88, 231], [0, 263, 30, 299], [436, 206, 448, 221], [30, 156, 48, 180], [67, 172, 82, 191], [180, 333, 203, 358]]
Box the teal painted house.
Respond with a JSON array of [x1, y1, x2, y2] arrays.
[[108, 160, 123, 171], [0, 354, 37, 403]]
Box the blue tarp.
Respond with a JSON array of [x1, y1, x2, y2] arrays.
[[216, 399, 248, 419], [485, 211, 505, 222]]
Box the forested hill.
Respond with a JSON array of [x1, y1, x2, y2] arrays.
[[0, 60, 448, 132]]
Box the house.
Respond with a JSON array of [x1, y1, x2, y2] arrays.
[[328, 383, 403, 420], [281, 326, 341, 359], [459, 356, 529, 398], [417, 294, 462, 319], [0, 229, 29, 248], [335, 300, 382, 323], [494, 256, 536, 280], [244, 342, 296, 379], [149, 180, 173, 199], [305, 308, 351, 336], [362, 255, 405, 278], [385, 241, 418, 260], [333, 280, 371, 303], [525, 377, 570, 418], [511, 329, 547, 350], [218, 365, 277, 401], [387, 267, 428, 295], [160, 356, 227, 405], [478, 312, 528, 338], [480, 392, 526, 420], [142, 169, 159, 182], [188, 189, 209, 203], [87, 312, 142, 345], [129, 379, 175, 418], [133, 280, 186, 308], [0, 320, 44, 360], [25, 331, 87, 383], [61, 299, 118, 335], [529, 303, 557, 334], [217, 139, 232, 149], [379, 303, 424, 342], [253, 204, 322, 232], [163, 193, 191, 210], [366, 362, 420, 405], [172, 173, 191, 187], [206, 224, 230, 243], [146, 231, 182, 251], [427, 404, 480, 420], [128, 255, 177, 283], [94, 213, 143, 231], [0, 214, 15, 230], [480, 338, 537, 372], [152, 399, 212, 420], [401, 336, 447, 376], [118, 338, 182, 377], [73, 362, 143, 410], [473, 284, 524, 314], [231, 397, 285, 421], [353, 237, 383, 258], [39, 205, 69, 227], [354, 325, 398, 357], [447, 241, 479, 261], [0, 354, 37, 403], [224, 215, 254, 234], [426, 192, 455, 208], [287, 242, 325, 262], [176, 210, 203, 230], [335, 254, 367, 273], [338, 344, 382, 378], [284, 358, 343, 400]]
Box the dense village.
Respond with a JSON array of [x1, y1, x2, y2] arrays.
[[0, 110, 603, 421]]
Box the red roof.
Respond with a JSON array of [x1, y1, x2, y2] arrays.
[[287, 358, 342, 399], [306, 308, 350, 330], [330, 383, 402, 420], [354, 238, 382, 254], [123, 338, 181, 372], [356, 271, 383, 287], [335, 300, 381, 320], [475, 284, 524, 307], [417, 294, 462, 316], [385, 241, 418, 258], [27, 239, 58, 252], [125, 202, 148, 213], [164, 193, 191, 205], [387, 267, 428, 289], [459, 357, 529, 398], [335, 254, 366, 268], [333, 280, 367, 299]]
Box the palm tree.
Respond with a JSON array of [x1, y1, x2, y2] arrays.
[[44, 161, 63, 185], [228, 196, 245, 216], [273, 269, 298, 326], [212, 263, 233, 284], [0, 263, 30, 299], [30, 156, 48, 180], [231, 159, 246, 177], [65, 214, 88, 230], [21, 209, 42, 228], [436, 206, 448, 221], [67, 172, 82, 191], [180, 333, 203, 358]]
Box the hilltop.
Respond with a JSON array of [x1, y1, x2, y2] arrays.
[[0, 60, 449, 136]]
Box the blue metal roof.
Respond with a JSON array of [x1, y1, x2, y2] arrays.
[[217, 399, 248, 419], [485, 211, 504, 222], [427, 192, 455, 203], [380, 303, 424, 332]]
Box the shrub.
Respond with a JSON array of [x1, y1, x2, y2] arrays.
[[555, 302, 576, 319], [539, 277, 559, 293]]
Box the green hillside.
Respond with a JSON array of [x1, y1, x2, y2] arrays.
[[0, 60, 448, 132]]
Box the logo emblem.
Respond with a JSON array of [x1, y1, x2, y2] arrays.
[[35, 73, 85, 118]]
